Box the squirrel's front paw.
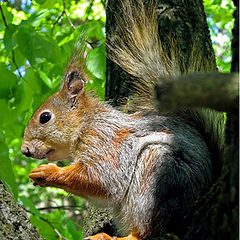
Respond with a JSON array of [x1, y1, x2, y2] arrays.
[[29, 164, 58, 187]]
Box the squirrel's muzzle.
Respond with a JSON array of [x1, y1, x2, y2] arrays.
[[21, 145, 32, 158]]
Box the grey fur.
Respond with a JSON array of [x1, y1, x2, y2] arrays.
[[69, 104, 213, 237]]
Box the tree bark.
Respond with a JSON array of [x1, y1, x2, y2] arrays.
[[105, 0, 216, 105], [0, 182, 44, 240], [184, 2, 238, 239]]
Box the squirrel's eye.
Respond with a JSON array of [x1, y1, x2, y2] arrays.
[[40, 112, 52, 124]]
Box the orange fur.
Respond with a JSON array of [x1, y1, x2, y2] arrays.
[[29, 164, 108, 198]]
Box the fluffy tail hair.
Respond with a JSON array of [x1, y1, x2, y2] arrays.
[[107, 0, 238, 179]]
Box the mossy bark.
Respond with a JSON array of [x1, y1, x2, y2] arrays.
[[0, 182, 44, 240]]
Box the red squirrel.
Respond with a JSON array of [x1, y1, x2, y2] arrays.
[[21, 0, 238, 239]]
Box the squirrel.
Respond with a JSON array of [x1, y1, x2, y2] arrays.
[[21, 0, 238, 239]]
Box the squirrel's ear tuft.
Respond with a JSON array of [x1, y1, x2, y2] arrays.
[[66, 70, 85, 96], [61, 69, 86, 108]]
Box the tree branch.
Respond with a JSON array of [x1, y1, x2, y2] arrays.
[[51, 0, 76, 34], [63, 0, 76, 30], [38, 205, 82, 211], [51, 10, 64, 35]]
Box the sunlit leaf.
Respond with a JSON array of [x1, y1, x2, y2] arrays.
[[16, 25, 61, 68], [28, 9, 50, 27], [86, 44, 106, 80], [0, 65, 18, 98], [30, 215, 57, 240], [20, 196, 41, 217], [34, 0, 48, 6], [38, 0, 58, 10], [3, 23, 18, 52], [39, 70, 53, 89], [0, 4, 13, 30], [0, 139, 18, 200]]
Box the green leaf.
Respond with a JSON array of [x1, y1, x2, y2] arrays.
[[0, 99, 10, 124], [13, 47, 26, 67], [66, 218, 82, 240], [20, 196, 41, 217], [0, 139, 18, 200], [14, 83, 33, 113], [35, 0, 48, 5], [86, 77, 105, 100], [16, 25, 61, 68], [0, 98, 22, 125], [39, 70, 53, 89], [24, 68, 42, 94], [28, 9, 50, 27], [30, 215, 57, 240], [0, 65, 18, 98], [0, 5, 13, 30], [39, 0, 59, 10], [3, 24, 18, 52], [86, 45, 106, 80]]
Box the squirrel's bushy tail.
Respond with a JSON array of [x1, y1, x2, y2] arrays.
[[107, 0, 179, 110], [107, 0, 221, 110], [107, 0, 233, 179]]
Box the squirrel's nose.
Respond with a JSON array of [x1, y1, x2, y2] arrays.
[[21, 145, 32, 157]]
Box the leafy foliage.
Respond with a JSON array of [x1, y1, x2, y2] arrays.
[[0, 0, 105, 238], [0, 0, 235, 239], [204, 0, 235, 72]]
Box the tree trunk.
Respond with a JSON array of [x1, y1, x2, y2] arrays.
[[105, 0, 216, 105], [0, 182, 44, 240], [184, 2, 238, 239]]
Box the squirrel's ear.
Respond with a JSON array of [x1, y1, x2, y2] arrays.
[[62, 70, 86, 108], [65, 70, 85, 96]]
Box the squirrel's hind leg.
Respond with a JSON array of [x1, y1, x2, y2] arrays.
[[84, 230, 141, 240]]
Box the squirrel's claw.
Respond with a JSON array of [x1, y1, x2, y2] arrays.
[[84, 233, 113, 240], [84, 233, 140, 240], [29, 164, 58, 187]]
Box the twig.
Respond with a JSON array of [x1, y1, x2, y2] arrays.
[[11, 45, 23, 78], [85, 0, 95, 20], [38, 205, 82, 211], [54, 228, 69, 240], [51, 0, 76, 33], [51, 10, 64, 35], [63, 0, 76, 30], [0, 3, 7, 26], [39, 215, 69, 240], [104, 0, 108, 10], [25, 209, 69, 240]]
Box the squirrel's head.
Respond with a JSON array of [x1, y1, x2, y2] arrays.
[[21, 68, 92, 162]]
